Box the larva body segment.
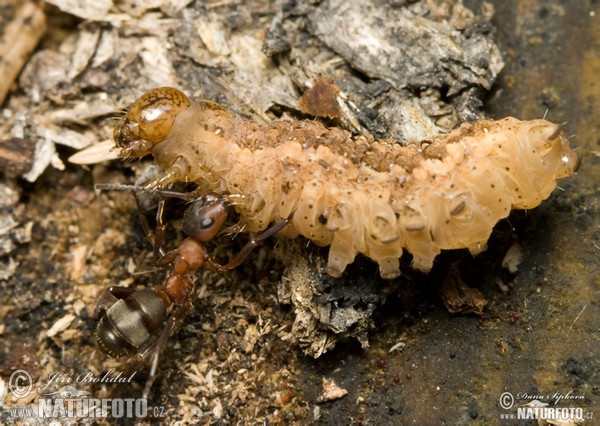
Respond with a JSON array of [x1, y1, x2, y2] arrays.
[[115, 88, 581, 279]]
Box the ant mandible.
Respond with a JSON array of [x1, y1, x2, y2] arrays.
[[93, 186, 290, 397]]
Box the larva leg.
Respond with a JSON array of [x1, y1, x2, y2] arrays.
[[365, 198, 402, 278], [377, 258, 401, 279], [144, 156, 191, 189], [326, 235, 357, 278]]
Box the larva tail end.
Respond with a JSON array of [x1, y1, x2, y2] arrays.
[[526, 120, 581, 178], [547, 125, 582, 177]]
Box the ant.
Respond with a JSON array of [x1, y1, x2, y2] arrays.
[[93, 185, 291, 398]]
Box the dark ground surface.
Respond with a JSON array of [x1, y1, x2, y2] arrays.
[[1, 0, 599, 425]]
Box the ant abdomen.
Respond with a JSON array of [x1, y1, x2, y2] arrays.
[[96, 289, 167, 358]]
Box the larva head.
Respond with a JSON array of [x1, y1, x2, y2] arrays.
[[526, 120, 581, 178], [114, 87, 191, 159]]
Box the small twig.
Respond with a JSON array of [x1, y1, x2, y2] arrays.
[[0, 2, 46, 105], [567, 304, 587, 335]]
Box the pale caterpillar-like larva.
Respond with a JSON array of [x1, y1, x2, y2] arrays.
[[113, 87, 581, 279]]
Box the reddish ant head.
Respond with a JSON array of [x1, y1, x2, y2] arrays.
[[182, 195, 228, 242]]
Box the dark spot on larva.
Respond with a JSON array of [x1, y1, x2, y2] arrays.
[[308, 204, 313, 209], [505, 167, 510, 171], [318, 214, 327, 225], [450, 201, 465, 216], [309, 224, 314, 228], [318, 159, 330, 169], [395, 212, 400, 219], [346, 190, 352, 195], [490, 183, 495, 188], [304, 216, 308, 220]]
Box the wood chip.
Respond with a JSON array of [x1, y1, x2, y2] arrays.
[[44, 0, 112, 21], [0, 2, 46, 105], [46, 313, 76, 338], [439, 263, 488, 315], [316, 377, 348, 403], [502, 243, 523, 273]]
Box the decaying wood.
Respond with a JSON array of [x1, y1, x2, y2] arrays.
[[0, 1, 46, 105]]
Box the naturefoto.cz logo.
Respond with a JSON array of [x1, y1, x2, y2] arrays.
[[499, 390, 594, 422], [3, 369, 166, 420]]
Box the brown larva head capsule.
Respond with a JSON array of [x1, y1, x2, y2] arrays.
[[114, 87, 192, 159]]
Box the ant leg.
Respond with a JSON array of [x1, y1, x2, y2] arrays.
[[95, 183, 199, 201], [207, 216, 292, 271], [139, 302, 191, 399], [141, 197, 185, 267], [143, 348, 161, 400], [153, 199, 168, 263]]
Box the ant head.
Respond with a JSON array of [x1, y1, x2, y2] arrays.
[[114, 87, 192, 159], [182, 194, 228, 242]]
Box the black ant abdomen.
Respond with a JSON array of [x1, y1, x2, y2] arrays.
[[96, 288, 167, 358]]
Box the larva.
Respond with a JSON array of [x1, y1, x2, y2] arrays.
[[114, 87, 581, 279]]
